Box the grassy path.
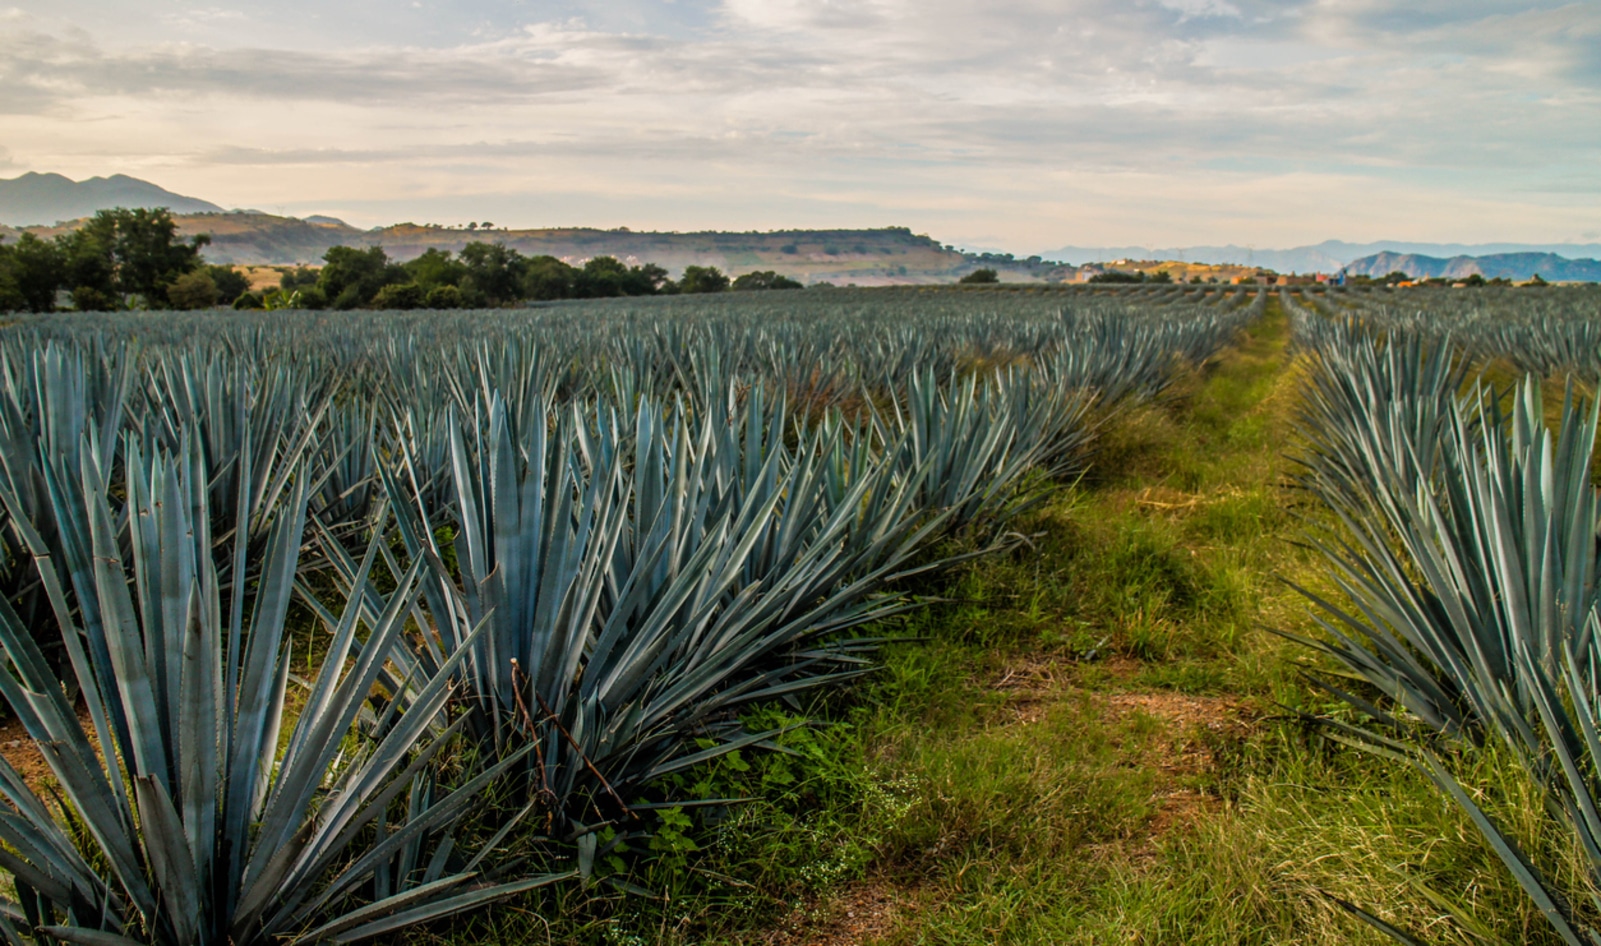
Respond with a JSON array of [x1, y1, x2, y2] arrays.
[[767, 291, 1326, 944]]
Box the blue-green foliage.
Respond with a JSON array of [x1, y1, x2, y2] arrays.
[[0, 287, 1259, 942], [1289, 290, 1601, 944]]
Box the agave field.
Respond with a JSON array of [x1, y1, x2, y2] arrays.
[[6, 279, 1601, 945], [0, 286, 1260, 944]]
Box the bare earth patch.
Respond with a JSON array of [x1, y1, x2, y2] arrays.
[[761, 881, 915, 946], [1099, 690, 1254, 849], [0, 712, 57, 791], [992, 656, 1065, 723], [0, 703, 108, 796]]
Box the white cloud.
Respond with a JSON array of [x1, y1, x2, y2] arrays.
[[1158, 0, 1242, 20], [0, 0, 1595, 247]]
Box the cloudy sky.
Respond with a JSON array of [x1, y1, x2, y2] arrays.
[[2, 0, 1598, 252]]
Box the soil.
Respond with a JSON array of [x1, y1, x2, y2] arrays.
[[762, 881, 915, 946]]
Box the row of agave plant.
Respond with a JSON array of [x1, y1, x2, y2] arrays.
[[7, 288, 1261, 412], [0, 296, 1260, 945], [1286, 293, 1601, 943], [1297, 283, 1601, 380]]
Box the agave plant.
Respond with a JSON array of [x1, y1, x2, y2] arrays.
[[1293, 369, 1599, 738], [0, 432, 566, 945], [0, 285, 1273, 932], [355, 385, 944, 840], [1293, 335, 1601, 942], [873, 368, 1041, 527], [1291, 318, 1468, 529], [134, 351, 332, 565], [0, 342, 131, 662]]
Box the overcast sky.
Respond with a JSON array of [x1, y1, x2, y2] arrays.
[[2, 0, 1597, 252]]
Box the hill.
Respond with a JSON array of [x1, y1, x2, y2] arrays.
[[1342, 251, 1601, 282], [0, 172, 224, 225], [10, 213, 991, 284], [349, 224, 977, 284]]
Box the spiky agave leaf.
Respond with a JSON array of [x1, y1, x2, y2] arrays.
[[371, 385, 942, 836], [0, 429, 568, 946], [1294, 337, 1601, 943], [1293, 366, 1600, 737]]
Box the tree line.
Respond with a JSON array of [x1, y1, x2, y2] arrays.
[[0, 208, 247, 312], [244, 246, 801, 310], [0, 208, 807, 313]]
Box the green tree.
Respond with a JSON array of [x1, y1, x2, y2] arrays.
[[0, 244, 21, 313], [424, 284, 465, 309], [279, 266, 319, 289], [166, 270, 220, 309], [569, 256, 666, 298], [371, 282, 426, 309], [71, 286, 116, 311], [677, 265, 729, 294], [318, 245, 404, 309], [57, 208, 210, 306], [459, 242, 527, 305], [58, 222, 116, 302], [574, 256, 630, 298], [0, 233, 66, 312], [522, 255, 576, 301], [958, 268, 999, 284], [404, 248, 468, 292], [731, 270, 804, 291], [620, 262, 671, 296], [206, 265, 251, 303]]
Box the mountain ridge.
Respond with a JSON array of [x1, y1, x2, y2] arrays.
[[1341, 251, 1601, 282], [0, 172, 224, 224], [1037, 240, 1601, 274]]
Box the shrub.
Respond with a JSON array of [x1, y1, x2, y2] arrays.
[[207, 264, 252, 301], [0, 232, 64, 312], [959, 268, 999, 284], [71, 285, 116, 311], [166, 270, 220, 309], [425, 283, 465, 309], [678, 265, 730, 294], [371, 282, 426, 310], [731, 270, 804, 291]]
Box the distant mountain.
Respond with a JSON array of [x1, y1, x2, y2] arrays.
[[1038, 240, 1601, 273], [1342, 251, 1601, 283], [0, 172, 223, 225]]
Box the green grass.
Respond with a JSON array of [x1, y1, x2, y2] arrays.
[[405, 297, 1565, 946]]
